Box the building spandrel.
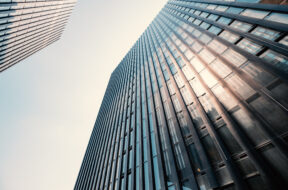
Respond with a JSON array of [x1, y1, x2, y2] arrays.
[[75, 0, 288, 189]]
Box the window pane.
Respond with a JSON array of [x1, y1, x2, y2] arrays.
[[210, 59, 232, 78], [265, 12, 288, 24], [208, 39, 228, 54], [251, 26, 280, 41], [217, 16, 232, 25], [225, 74, 255, 99], [226, 7, 243, 14], [230, 20, 253, 32], [222, 48, 247, 67], [237, 38, 263, 55], [212, 84, 238, 110], [260, 50, 288, 73], [200, 68, 218, 88], [190, 57, 204, 72], [202, 135, 222, 163], [208, 25, 222, 35], [240, 9, 269, 19], [279, 35, 288, 46], [219, 30, 240, 43]]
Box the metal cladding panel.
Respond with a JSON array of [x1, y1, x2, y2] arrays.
[[75, 1, 288, 190]]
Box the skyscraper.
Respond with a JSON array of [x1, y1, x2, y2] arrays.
[[75, 0, 288, 189], [0, 0, 76, 72]]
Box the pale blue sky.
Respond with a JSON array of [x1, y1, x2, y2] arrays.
[[0, 0, 167, 189]]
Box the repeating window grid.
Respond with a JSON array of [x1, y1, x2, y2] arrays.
[[156, 7, 288, 189], [0, 0, 76, 71], [91, 60, 133, 190], [165, 3, 288, 61], [150, 22, 210, 190], [162, 8, 288, 111]]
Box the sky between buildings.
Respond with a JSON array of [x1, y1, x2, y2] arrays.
[[0, 0, 167, 189]]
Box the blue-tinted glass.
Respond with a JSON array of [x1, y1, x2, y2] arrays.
[[136, 143, 140, 166], [144, 162, 150, 190], [143, 137, 148, 161], [208, 26, 221, 35], [226, 7, 243, 14], [217, 17, 232, 25], [169, 63, 177, 74], [153, 157, 161, 190], [150, 132, 157, 156], [136, 167, 140, 190]]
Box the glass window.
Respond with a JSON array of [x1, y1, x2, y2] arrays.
[[200, 12, 209, 18], [193, 29, 202, 37], [208, 25, 222, 35], [167, 80, 176, 95], [219, 30, 240, 43], [279, 35, 288, 47], [194, 10, 201, 16], [207, 14, 219, 21], [153, 157, 161, 190], [217, 16, 232, 25], [251, 26, 280, 41], [208, 39, 227, 54], [225, 73, 255, 99], [207, 4, 217, 10], [186, 36, 195, 46], [174, 73, 185, 88], [217, 125, 243, 154], [240, 9, 269, 19], [240, 61, 275, 85], [200, 68, 218, 88], [202, 135, 222, 163], [210, 59, 232, 78], [172, 95, 182, 112], [169, 63, 177, 75], [191, 41, 203, 53], [237, 38, 263, 55], [144, 162, 150, 190], [193, 19, 202, 25], [177, 112, 190, 136], [199, 94, 220, 121], [260, 50, 288, 73], [199, 34, 212, 44], [199, 48, 216, 64], [190, 77, 206, 97], [181, 86, 193, 105], [222, 48, 247, 67], [188, 103, 204, 127], [230, 20, 253, 32], [182, 65, 195, 81], [184, 49, 194, 61], [265, 12, 288, 24], [150, 132, 157, 156], [250, 96, 288, 135], [226, 7, 243, 14], [215, 5, 228, 12], [200, 22, 210, 30], [212, 84, 238, 110], [190, 57, 204, 72], [232, 108, 268, 145]]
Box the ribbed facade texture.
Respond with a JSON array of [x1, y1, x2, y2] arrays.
[[75, 0, 288, 190], [0, 0, 76, 72]]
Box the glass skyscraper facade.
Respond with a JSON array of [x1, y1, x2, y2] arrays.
[[75, 0, 288, 189], [0, 0, 76, 72]]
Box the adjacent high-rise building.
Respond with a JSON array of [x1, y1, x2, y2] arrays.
[[75, 0, 288, 189], [0, 0, 76, 72]]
